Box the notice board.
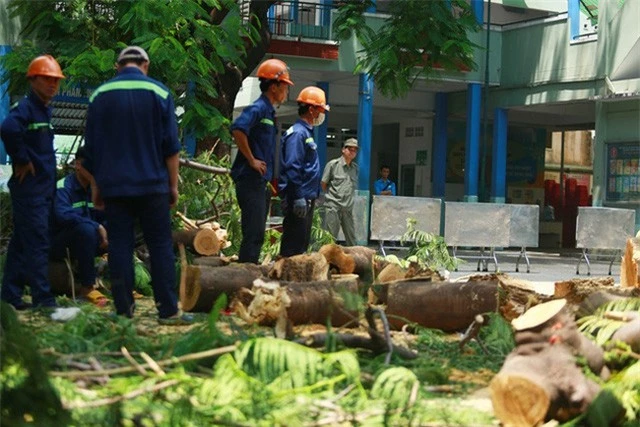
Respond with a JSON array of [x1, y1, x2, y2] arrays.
[[606, 142, 640, 203]]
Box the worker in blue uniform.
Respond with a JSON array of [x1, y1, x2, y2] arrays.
[[231, 58, 294, 263], [84, 46, 191, 324], [373, 165, 397, 196], [0, 55, 65, 310], [50, 146, 109, 306], [278, 86, 330, 257]]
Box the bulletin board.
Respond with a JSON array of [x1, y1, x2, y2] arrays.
[[606, 142, 640, 203]]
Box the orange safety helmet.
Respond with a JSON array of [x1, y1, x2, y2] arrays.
[[256, 59, 293, 85], [296, 86, 330, 111], [26, 55, 65, 79]]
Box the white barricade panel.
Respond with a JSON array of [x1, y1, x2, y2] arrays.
[[370, 196, 441, 241], [509, 204, 540, 248], [576, 207, 636, 250], [444, 202, 510, 247]]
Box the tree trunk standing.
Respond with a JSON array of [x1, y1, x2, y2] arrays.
[[199, 0, 277, 157]]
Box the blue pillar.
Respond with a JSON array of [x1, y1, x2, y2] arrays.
[[491, 108, 507, 203], [290, 0, 299, 23], [432, 92, 448, 198], [357, 73, 373, 191], [0, 45, 12, 164], [464, 83, 481, 202], [367, 0, 376, 13], [470, 0, 484, 24], [568, 0, 580, 40], [268, 4, 276, 33], [321, 0, 332, 27], [315, 81, 329, 168]]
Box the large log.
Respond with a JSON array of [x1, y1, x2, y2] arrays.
[[180, 263, 266, 312], [490, 343, 600, 425], [231, 278, 360, 328], [491, 300, 604, 425], [385, 277, 503, 332]]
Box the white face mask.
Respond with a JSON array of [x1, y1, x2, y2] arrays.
[[313, 112, 325, 127]]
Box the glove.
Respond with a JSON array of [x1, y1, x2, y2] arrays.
[[293, 198, 307, 218]]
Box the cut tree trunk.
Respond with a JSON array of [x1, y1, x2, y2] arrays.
[[48, 261, 80, 295], [620, 236, 640, 287], [490, 343, 600, 425], [268, 253, 330, 282], [230, 277, 360, 328], [192, 256, 227, 268], [554, 277, 640, 317], [173, 229, 220, 256], [283, 279, 360, 327], [384, 277, 503, 332], [180, 263, 265, 312]]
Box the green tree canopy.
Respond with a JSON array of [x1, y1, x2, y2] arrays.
[[1, 0, 276, 149], [334, 0, 480, 98]]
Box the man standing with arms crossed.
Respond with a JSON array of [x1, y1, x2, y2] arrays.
[[278, 86, 329, 256], [231, 58, 293, 263], [84, 46, 190, 324], [321, 138, 359, 246], [1, 55, 64, 310]]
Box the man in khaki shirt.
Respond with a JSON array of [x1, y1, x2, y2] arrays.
[[321, 138, 359, 246]]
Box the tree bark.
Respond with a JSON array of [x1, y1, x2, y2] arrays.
[[621, 236, 640, 287], [490, 343, 600, 426], [282, 279, 360, 327], [384, 278, 503, 332], [180, 263, 266, 312]]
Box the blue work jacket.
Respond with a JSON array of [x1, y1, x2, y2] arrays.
[[52, 173, 104, 235], [84, 67, 180, 198], [0, 91, 56, 198], [230, 94, 276, 182], [278, 119, 320, 201]]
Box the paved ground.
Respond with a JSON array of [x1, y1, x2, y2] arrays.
[[382, 246, 622, 295]]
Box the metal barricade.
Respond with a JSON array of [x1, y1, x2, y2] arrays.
[[370, 196, 442, 256], [444, 202, 511, 272], [509, 204, 540, 273], [575, 207, 637, 275]]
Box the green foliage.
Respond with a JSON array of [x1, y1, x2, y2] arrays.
[[3, 0, 258, 143], [1, 302, 72, 425], [577, 298, 640, 346], [133, 256, 152, 296], [309, 207, 335, 252], [334, 0, 480, 99], [401, 218, 457, 271]]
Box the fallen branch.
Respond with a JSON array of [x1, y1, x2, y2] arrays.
[[64, 379, 179, 409], [179, 158, 229, 175], [121, 346, 148, 376], [50, 345, 238, 378]]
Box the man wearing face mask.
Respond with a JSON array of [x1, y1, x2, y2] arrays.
[[321, 138, 359, 246], [278, 86, 329, 257], [231, 58, 294, 263]]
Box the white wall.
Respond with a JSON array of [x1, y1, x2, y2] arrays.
[[398, 118, 433, 197]]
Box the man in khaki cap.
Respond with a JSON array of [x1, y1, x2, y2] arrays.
[[321, 138, 359, 246]]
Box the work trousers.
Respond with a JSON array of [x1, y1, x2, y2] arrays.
[[280, 199, 315, 257], [235, 177, 270, 264], [104, 194, 177, 318], [1, 195, 57, 308], [50, 223, 103, 288], [323, 204, 356, 246]]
